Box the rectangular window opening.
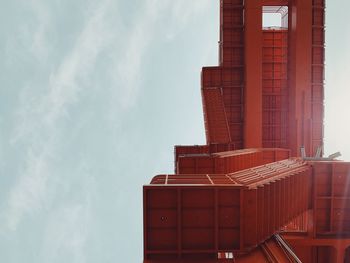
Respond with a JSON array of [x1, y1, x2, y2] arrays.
[[263, 6, 288, 29]]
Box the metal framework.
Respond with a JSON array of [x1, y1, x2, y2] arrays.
[[143, 0, 350, 262]]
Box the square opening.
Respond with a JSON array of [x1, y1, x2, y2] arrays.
[[263, 12, 282, 27], [263, 6, 288, 29]]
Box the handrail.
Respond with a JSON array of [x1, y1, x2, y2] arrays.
[[274, 234, 302, 263]]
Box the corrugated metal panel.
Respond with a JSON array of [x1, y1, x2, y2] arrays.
[[311, 0, 325, 155], [202, 87, 231, 144], [201, 66, 244, 148], [174, 144, 236, 173], [219, 0, 244, 68], [262, 29, 289, 148], [176, 148, 291, 175]]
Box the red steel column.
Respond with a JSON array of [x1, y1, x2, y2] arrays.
[[244, 0, 263, 148], [288, 0, 313, 156], [332, 246, 346, 263]]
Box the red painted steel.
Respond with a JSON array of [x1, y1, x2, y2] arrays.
[[235, 234, 300, 262], [202, 67, 244, 148], [143, 235, 300, 262], [283, 236, 350, 263], [202, 88, 231, 144], [280, 162, 350, 263], [312, 162, 350, 237], [262, 29, 289, 148], [201, 0, 325, 154], [244, 0, 263, 148], [174, 144, 236, 160], [310, 0, 325, 155], [174, 143, 236, 173], [144, 159, 311, 261], [141, 0, 348, 262], [176, 148, 290, 174]]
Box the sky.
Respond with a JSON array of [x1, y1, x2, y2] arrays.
[[0, 1, 349, 263]]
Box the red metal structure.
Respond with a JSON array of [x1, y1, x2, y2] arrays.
[[143, 0, 350, 262]]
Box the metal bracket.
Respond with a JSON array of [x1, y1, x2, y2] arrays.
[[300, 146, 341, 161]]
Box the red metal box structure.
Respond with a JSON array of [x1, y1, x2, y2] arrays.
[[141, 0, 350, 261], [144, 159, 310, 261]]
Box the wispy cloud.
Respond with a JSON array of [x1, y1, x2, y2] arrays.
[[39, 203, 89, 263], [29, 0, 51, 63], [6, 0, 212, 232], [6, 0, 113, 231], [170, 0, 211, 25], [110, 0, 162, 110], [40, 163, 95, 263], [6, 147, 52, 230], [2, 1, 215, 261], [110, 0, 212, 111]]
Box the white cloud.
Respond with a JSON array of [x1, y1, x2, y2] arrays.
[[41, 204, 90, 263], [110, 0, 212, 111], [29, 0, 51, 63], [42, 0, 113, 128], [40, 165, 95, 263], [2, 1, 216, 260], [170, 0, 211, 25], [6, 147, 52, 230], [110, 0, 161, 110], [6, 0, 113, 230]]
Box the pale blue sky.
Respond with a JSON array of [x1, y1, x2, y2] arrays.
[[0, 1, 349, 262]]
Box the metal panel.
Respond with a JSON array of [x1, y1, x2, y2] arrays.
[[144, 160, 311, 260], [144, 186, 241, 260], [262, 29, 289, 148], [313, 162, 350, 237], [143, 0, 333, 261], [244, 0, 263, 148], [202, 88, 231, 144], [176, 148, 291, 175]]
